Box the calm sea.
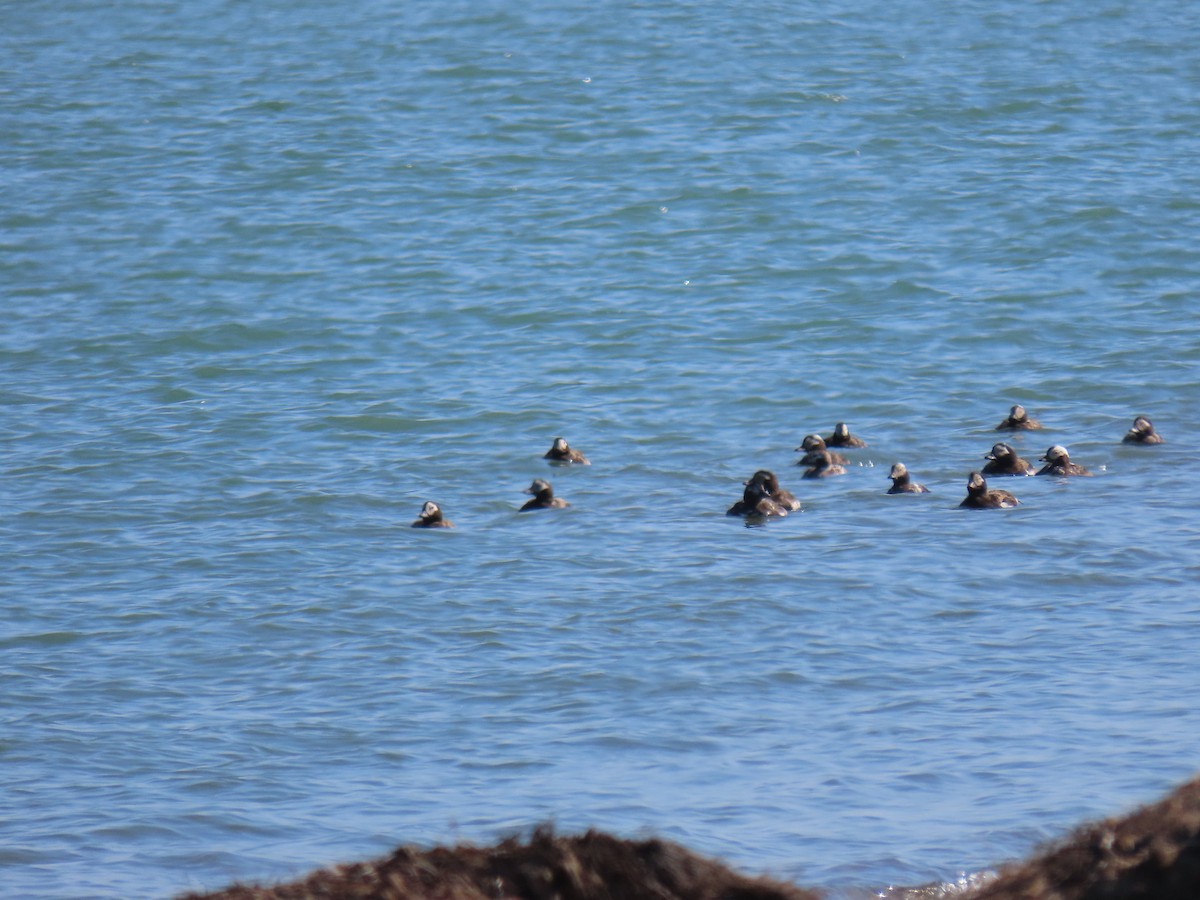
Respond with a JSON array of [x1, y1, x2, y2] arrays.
[[3, 1, 1199, 897]]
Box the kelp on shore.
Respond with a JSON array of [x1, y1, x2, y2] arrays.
[[182, 772, 1200, 900]]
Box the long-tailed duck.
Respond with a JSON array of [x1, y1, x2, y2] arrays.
[[800, 449, 847, 479], [544, 436, 590, 464], [795, 435, 848, 466], [1122, 416, 1164, 444], [959, 471, 1020, 509], [981, 442, 1036, 476], [748, 469, 801, 511], [886, 463, 930, 494], [412, 500, 454, 528], [826, 422, 867, 448], [520, 478, 570, 511], [1036, 445, 1092, 477], [996, 404, 1043, 431]]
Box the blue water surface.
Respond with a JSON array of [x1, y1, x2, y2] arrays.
[[2, 1, 1199, 897]]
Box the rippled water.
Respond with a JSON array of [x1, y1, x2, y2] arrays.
[[3, 1, 1200, 898]]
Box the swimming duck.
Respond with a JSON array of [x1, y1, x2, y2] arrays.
[[826, 422, 867, 448], [996, 404, 1043, 431], [1122, 416, 1164, 444], [981, 442, 1036, 476], [520, 478, 569, 511], [800, 449, 847, 479], [795, 435, 848, 466], [1036, 445, 1092, 477], [544, 436, 590, 464], [726, 478, 789, 518], [959, 471, 1020, 509], [412, 501, 454, 528], [748, 469, 801, 511], [886, 463, 929, 494]]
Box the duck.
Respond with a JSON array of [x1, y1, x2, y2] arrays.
[[795, 434, 849, 466], [981, 442, 1036, 476], [886, 463, 929, 494], [1122, 416, 1164, 444], [520, 478, 570, 511], [412, 500, 454, 528], [726, 477, 789, 518], [959, 471, 1020, 509], [748, 469, 801, 511], [996, 404, 1043, 431], [800, 449, 847, 479], [543, 436, 590, 464], [1036, 445, 1092, 477], [826, 422, 867, 448]]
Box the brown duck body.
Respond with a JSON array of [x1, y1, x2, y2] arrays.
[[747, 470, 801, 511], [796, 435, 848, 466], [520, 478, 570, 511], [800, 450, 847, 479], [825, 422, 867, 448], [727, 478, 789, 518], [544, 437, 590, 464], [412, 501, 454, 528], [886, 463, 929, 494], [981, 442, 1036, 476], [1123, 416, 1164, 444], [1036, 445, 1092, 477], [996, 404, 1043, 431], [959, 472, 1020, 509]]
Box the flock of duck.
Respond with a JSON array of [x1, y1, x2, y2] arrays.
[[411, 410, 1166, 527]]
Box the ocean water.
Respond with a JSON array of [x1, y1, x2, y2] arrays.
[[3, 1, 1199, 897]]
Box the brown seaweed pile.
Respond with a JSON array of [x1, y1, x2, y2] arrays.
[[967, 772, 1200, 900], [180, 828, 819, 900], [182, 772, 1200, 900]]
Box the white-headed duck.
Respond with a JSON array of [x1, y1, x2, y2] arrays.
[[412, 500, 454, 528], [544, 436, 590, 464], [826, 422, 867, 448], [1036, 445, 1092, 477], [996, 404, 1043, 431], [886, 463, 929, 494]]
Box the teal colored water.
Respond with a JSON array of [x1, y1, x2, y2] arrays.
[[3, 1, 1199, 897]]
